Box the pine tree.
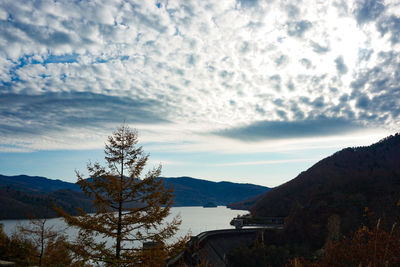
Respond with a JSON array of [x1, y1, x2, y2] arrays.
[[55, 125, 184, 266]]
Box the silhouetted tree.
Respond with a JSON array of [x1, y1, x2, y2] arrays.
[[55, 125, 184, 266]]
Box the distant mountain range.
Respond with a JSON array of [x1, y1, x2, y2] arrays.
[[162, 177, 269, 206], [246, 133, 400, 250], [0, 175, 269, 219]]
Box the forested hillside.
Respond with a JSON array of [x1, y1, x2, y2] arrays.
[[252, 133, 400, 249]]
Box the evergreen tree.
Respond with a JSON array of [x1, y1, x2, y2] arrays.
[[55, 125, 184, 266]]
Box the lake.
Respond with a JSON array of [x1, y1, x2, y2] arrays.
[[0, 206, 248, 245]]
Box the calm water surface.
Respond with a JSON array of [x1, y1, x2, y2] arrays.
[[1, 206, 248, 243]]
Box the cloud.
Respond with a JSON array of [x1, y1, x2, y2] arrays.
[[300, 58, 312, 69], [286, 20, 312, 37], [275, 54, 288, 66], [356, 94, 370, 109], [236, 0, 259, 9], [335, 56, 348, 75], [376, 15, 400, 44], [349, 51, 400, 126], [333, 0, 349, 16], [353, 0, 385, 24], [0, 0, 398, 153], [284, 4, 300, 18], [215, 117, 366, 141], [0, 92, 170, 137], [311, 41, 330, 54], [10, 20, 72, 47], [311, 96, 325, 108], [358, 48, 373, 62]]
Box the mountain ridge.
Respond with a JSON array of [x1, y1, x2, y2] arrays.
[[162, 176, 269, 206], [0, 174, 269, 219], [251, 133, 400, 250]]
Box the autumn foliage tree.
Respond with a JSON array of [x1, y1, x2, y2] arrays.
[[0, 221, 72, 267], [17, 218, 70, 267], [55, 125, 184, 266], [291, 220, 400, 267], [0, 224, 37, 266], [313, 221, 400, 267]]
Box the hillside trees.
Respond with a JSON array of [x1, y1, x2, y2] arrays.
[[293, 220, 400, 266], [315, 222, 400, 266], [55, 125, 184, 266]]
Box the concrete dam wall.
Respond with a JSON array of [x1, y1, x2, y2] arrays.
[[166, 227, 283, 267]]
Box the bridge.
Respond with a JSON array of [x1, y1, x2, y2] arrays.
[[166, 224, 284, 267]]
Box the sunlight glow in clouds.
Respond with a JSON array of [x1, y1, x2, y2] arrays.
[[0, 0, 399, 186]]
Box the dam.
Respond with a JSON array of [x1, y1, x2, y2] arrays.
[[166, 225, 284, 267]]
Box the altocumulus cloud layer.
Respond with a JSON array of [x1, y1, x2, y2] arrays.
[[0, 0, 399, 151]]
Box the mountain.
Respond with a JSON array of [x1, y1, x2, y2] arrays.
[[163, 177, 270, 206], [0, 175, 269, 219], [251, 133, 400, 250], [0, 186, 94, 220], [0, 175, 93, 219], [0, 174, 80, 193], [226, 193, 266, 210]]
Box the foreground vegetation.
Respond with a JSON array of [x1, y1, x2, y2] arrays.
[[227, 219, 400, 266], [3, 217, 399, 266], [0, 222, 72, 266]]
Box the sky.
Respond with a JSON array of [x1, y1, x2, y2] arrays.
[[0, 0, 399, 187]]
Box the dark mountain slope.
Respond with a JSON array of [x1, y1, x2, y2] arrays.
[[227, 192, 266, 210], [0, 175, 89, 219], [0, 187, 93, 219], [252, 133, 400, 249]]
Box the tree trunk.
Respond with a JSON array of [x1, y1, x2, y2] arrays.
[[39, 221, 44, 267], [116, 199, 122, 265], [116, 156, 124, 265]]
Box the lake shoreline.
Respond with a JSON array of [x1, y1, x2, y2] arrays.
[[1, 206, 249, 240]]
